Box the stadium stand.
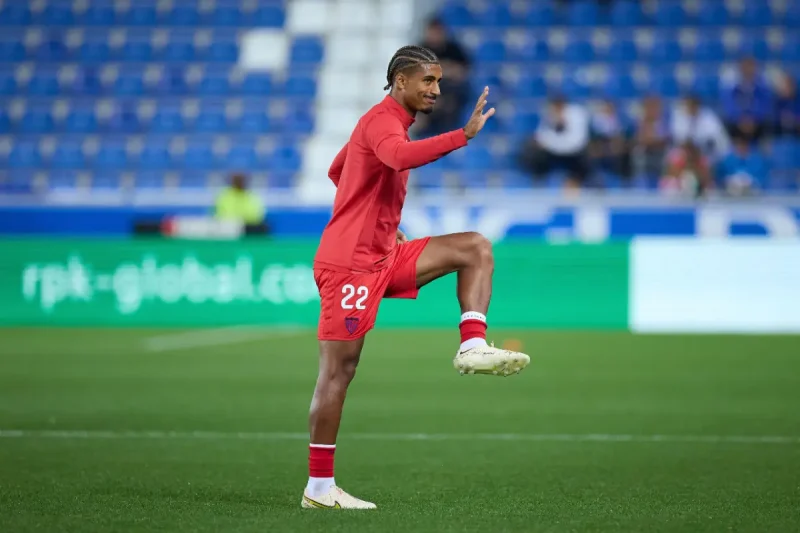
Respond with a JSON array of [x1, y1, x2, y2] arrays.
[[0, 0, 798, 196]]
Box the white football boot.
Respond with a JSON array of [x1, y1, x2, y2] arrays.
[[301, 486, 377, 510], [454, 342, 530, 376]]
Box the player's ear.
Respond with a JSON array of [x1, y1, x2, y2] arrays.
[[396, 73, 406, 91]]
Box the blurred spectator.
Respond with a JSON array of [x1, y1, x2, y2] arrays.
[[717, 135, 768, 196], [670, 95, 730, 163], [415, 18, 471, 137], [720, 57, 773, 143], [589, 100, 632, 181], [773, 72, 800, 137], [631, 96, 670, 181], [660, 142, 713, 197], [518, 95, 590, 190], [215, 173, 265, 225]]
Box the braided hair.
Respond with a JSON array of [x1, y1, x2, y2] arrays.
[[383, 46, 439, 91]]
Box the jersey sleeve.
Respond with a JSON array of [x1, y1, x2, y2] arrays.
[[364, 113, 468, 172], [327, 143, 348, 187]]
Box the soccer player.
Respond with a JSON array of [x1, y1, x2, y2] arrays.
[[302, 46, 531, 510]]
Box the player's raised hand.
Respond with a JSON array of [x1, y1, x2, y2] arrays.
[[463, 86, 496, 140]]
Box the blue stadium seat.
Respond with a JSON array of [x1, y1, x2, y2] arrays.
[[648, 36, 683, 63], [80, 5, 116, 26], [0, 4, 32, 26], [654, 2, 687, 27], [268, 172, 296, 189], [160, 35, 195, 62], [78, 33, 111, 63], [139, 144, 172, 169], [34, 33, 68, 62], [64, 105, 98, 133], [71, 67, 103, 95], [8, 140, 42, 168], [282, 107, 314, 134], [0, 37, 25, 61], [610, 1, 642, 27], [270, 144, 302, 173], [649, 71, 681, 98], [557, 74, 591, 100], [439, 2, 473, 28], [226, 146, 259, 170], [181, 140, 217, 169], [514, 72, 547, 98], [94, 141, 129, 169], [125, 5, 159, 26], [567, 1, 602, 27], [92, 172, 123, 190], [475, 38, 506, 63], [135, 171, 166, 189], [740, 4, 773, 26], [156, 67, 189, 95], [696, 2, 729, 26], [0, 67, 17, 95], [459, 170, 488, 188], [737, 34, 771, 61], [194, 105, 227, 133], [479, 3, 512, 27], [113, 68, 147, 96], [166, 5, 200, 26], [251, 4, 286, 27], [204, 4, 243, 27], [40, 4, 75, 25], [507, 111, 539, 135], [283, 73, 317, 97], [178, 171, 210, 189], [603, 72, 637, 99], [1, 171, 35, 194], [51, 140, 86, 169], [499, 170, 531, 189], [150, 105, 185, 133], [608, 38, 638, 63], [0, 109, 9, 133], [693, 35, 726, 62], [197, 67, 231, 95], [241, 73, 273, 95], [692, 73, 720, 100], [236, 110, 271, 133], [205, 38, 239, 63], [20, 106, 55, 133], [513, 36, 549, 62], [779, 36, 800, 62], [121, 35, 154, 62], [27, 67, 61, 96], [48, 170, 79, 190], [520, 2, 554, 27], [290, 36, 324, 65], [563, 38, 595, 63]]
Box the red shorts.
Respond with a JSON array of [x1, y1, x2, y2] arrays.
[[314, 237, 431, 341]]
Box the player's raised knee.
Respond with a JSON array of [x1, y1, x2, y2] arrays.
[[464, 232, 494, 267]]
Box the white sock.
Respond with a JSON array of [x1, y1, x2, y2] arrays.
[[306, 477, 335, 497], [460, 312, 488, 351]]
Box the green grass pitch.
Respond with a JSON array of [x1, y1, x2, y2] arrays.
[[0, 328, 799, 532]]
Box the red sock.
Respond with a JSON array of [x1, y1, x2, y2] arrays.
[[460, 319, 487, 344], [308, 444, 335, 478]]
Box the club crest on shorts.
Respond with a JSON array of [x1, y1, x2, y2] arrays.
[[345, 317, 359, 335]]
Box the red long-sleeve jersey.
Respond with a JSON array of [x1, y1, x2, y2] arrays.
[[314, 95, 468, 273]]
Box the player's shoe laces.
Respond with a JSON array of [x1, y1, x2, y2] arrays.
[[454, 342, 530, 376], [301, 486, 377, 510]]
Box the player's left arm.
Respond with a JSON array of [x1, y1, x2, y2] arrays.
[[328, 143, 349, 187], [366, 115, 467, 172]]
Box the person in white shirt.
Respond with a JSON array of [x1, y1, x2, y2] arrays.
[[519, 95, 591, 190], [669, 95, 730, 162]]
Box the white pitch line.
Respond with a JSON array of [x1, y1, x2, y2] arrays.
[[0, 430, 798, 445], [143, 326, 308, 353]]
